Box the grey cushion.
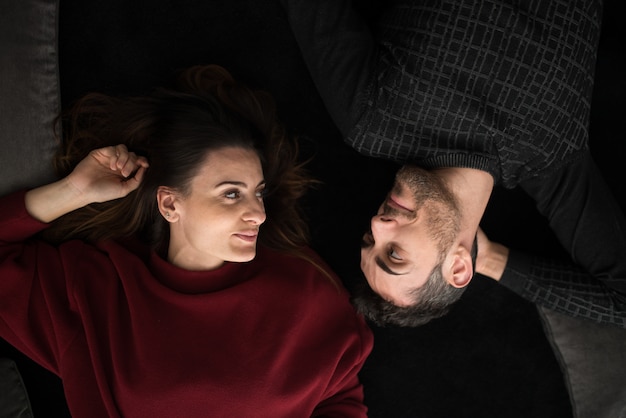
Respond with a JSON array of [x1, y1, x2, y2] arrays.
[[0, 0, 60, 196], [0, 358, 33, 418], [0, 0, 60, 412], [539, 306, 626, 418]]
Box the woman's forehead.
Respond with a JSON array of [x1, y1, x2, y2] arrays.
[[194, 147, 263, 184]]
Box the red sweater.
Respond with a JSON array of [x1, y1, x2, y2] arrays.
[[0, 191, 373, 417]]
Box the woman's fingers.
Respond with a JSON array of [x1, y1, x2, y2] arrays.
[[99, 145, 148, 178], [125, 164, 148, 192], [112, 144, 129, 172]]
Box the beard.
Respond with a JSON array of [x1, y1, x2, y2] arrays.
[[392, 165, 460, 253], [393, 165, 454, 208]]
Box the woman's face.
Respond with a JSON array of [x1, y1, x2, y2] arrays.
[[162, 146, 266, 270]]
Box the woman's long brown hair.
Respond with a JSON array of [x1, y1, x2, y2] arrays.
[[44, 65, 319, 266]]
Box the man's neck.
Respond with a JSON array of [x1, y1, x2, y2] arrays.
[[434, 167, 494, 248]]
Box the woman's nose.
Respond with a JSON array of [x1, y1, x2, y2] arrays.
[[244, 200, 266, 225]]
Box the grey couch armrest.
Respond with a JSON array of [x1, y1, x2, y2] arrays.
[[0, 0, 60, 411], [0, 0, 60, 196], [539, 306, 626, 418], [0, 358, 33, 418]]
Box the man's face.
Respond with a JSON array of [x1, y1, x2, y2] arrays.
[[360, 165, 458, 306]]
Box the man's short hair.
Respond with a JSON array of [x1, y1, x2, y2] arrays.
[[353, 236, 477, 327]]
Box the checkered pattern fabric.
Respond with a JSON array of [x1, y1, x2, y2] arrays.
[[506, 251, 626, 326], [347, 0, 601, 188]]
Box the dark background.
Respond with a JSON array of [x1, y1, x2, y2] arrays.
[[3, 1, 624, 416]]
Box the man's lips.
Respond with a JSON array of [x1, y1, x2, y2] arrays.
[[387, 195, 414, 213]]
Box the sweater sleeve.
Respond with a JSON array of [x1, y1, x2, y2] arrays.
[[312, 313, 373, 417], [0, 190, 50, 241], [0, 190, 78, 374], [500, 250, 626, 327], [290, 248, 374, 417], [500, 153, 626, 327], [280, 0, 376, 137]]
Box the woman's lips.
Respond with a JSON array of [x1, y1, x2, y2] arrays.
[[233, 232, 258, 243]]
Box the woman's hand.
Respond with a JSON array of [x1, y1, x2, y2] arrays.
[[67, 144, 149, 203], [25, 145, 149, 223], [475, 227, 510, 281]]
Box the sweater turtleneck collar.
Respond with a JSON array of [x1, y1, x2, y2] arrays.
[[148, 250, 259, 294]]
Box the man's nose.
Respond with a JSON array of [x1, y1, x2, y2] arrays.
[[371, 214, 398, 233]]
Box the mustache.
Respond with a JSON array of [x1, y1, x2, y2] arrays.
[[381, 201, 401, 217]]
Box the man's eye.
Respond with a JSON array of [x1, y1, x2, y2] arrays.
[[361, 231, 374, 248], [389, 248, 402, 261]]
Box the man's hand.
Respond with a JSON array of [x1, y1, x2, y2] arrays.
[[475, 227, 509, 281]]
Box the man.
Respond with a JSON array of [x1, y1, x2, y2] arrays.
[[280, 0, 626, 326]]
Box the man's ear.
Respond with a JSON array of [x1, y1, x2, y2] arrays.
[[444, 245, 473, 288], [156, 186, 180, 222]]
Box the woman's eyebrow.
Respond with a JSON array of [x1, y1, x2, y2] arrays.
[[215, 180, 266, 188], [216, 181, 246, 187]]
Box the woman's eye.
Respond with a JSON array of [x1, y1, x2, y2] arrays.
[[225, 191, 240, 199], [256, 189, 266, 199], [389, 248, 402, 261]]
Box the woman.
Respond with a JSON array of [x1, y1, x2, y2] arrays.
[[0, 65, 373, 417]]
